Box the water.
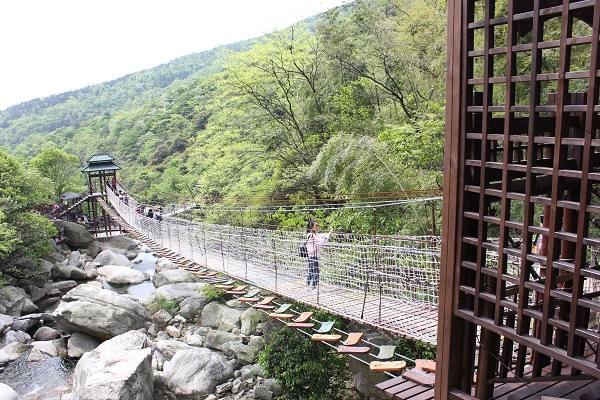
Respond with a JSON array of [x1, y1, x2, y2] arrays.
[[0, 352, 75, 398], [103, 252, 158, 300]]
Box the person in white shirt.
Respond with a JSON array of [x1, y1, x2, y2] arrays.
[[305, 220, 332, 288]]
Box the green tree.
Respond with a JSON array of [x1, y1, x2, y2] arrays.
[[30, 146, 82, 200], [0, 150, 56, 273]]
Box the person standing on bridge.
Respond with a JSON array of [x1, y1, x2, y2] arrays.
[[306, 220, 332, 289]]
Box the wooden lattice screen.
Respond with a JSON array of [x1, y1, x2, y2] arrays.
[[438, 1, 599, 398]]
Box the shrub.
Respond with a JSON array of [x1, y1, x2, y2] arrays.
[[147, 295, 179, 315], [201, 284, 225, 302], [259, 327, 349, 400], [395, 336, 436, 361]]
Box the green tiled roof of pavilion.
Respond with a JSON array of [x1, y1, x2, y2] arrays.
[[81, 154, 121, 172]]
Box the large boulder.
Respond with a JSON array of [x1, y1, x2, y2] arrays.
[[0, 286, 38, 317], [155, 259, 178, 273], [152, 269, 200, 288], [155, 339, 192, 361], [1, 330, 31, 347], [0, 383, 18, 400], [33, 326, 61, 341], [152, 283, 208, 303], [203, 329, 242, 352], [0, 314, 13, 334], [0, 342, 30, 364], [161, 348, 236, 398], [10, 259, 54, 288], [73, 330, 153, 400], [178, 298, 206, 320], [240, 308, 266, 336], [53, 284, 149, 340], [200, 302, 242, 332], [222, 336, 265, 365], [67, 251, 85, 268], [94, 250, 131, 267], [67, 332, 100, 358], [27, 280, 78, 303], [53, 220, 94, 248], [97, 235, 139, 253], [97, 265, 147, 285], [32, 340, 59, 356], [52, 262, 94, 280]]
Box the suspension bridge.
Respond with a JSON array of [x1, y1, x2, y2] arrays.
[[101, 188, 442, 345]]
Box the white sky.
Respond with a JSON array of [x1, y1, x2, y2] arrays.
[[0, 0, 348, 110]]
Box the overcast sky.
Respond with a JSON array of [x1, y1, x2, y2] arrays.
[[0, 0, 348, 110]]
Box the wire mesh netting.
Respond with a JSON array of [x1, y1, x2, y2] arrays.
[[107, 189, 441, 344]]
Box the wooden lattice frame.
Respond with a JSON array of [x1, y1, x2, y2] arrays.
[[438, 1, 599, 398]]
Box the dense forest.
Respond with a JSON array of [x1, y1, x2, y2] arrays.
[[0, 0, 447, 234]]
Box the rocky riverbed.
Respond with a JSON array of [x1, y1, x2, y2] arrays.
[[0, 220, 285, 400]]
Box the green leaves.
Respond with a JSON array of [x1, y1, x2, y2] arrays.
[[258, 327, 349, 399], [0, 149, 57, 269], [30, 146, 82, 201]]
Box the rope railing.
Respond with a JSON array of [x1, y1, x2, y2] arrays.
[[106, 188, 441, 344]]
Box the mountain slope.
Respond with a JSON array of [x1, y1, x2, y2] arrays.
[[0, 40, 253, 147]]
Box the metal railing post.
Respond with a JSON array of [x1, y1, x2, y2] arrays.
[[361, 270, 371, 320], [272, 236, 278, 292], [220, 232, 225, 271]]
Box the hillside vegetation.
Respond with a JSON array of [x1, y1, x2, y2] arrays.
[[0, 0, 447, 234]]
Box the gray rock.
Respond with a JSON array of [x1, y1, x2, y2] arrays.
[[1, 330, 31, 346], [231, 378, 244, 394], [27, 346, 46, 362], [166, 326, 181, 338], [240, 364, 265, 381], [94, 250, 131, 267], [13, 259, 54, 287], [151, 309, 172, 328], [0, 286, 38, 317], [33, 326, 61, 341], [200, 302, 242, 332], [240, 308, 266, 336], [85, 241, 102, 258], [0, 382, 19, 400], [97, 235, 139, 252], [178, 298, 206, 320], [52, 263, 92, 280], [97, 265, 147, 285], [73, 330, 153, 400], [0, 342, 30, 364], [67, 332, 100, 358], [155, 259, 179, 273], [263, 379, 282, 396], [216, 381, 233, 394], [10, 313, 53, 333], [126, 250, 138, 260], [204, 329, 242, 352], [0, 315, 13, 334], [155, 339, 191, 360], [152, 283, 209, 302], [253, 385, 273, 400], [162, 348, 236, 398], [32, 340, 58, 356], [53, 220, 95, 248], [28, 280, 78, 302], [152, 269, 200, 288], [223, 336, 265, 364], [53, 284, 149, 340], [67, 251, 84, 268], [183, 332, 203, 347]]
